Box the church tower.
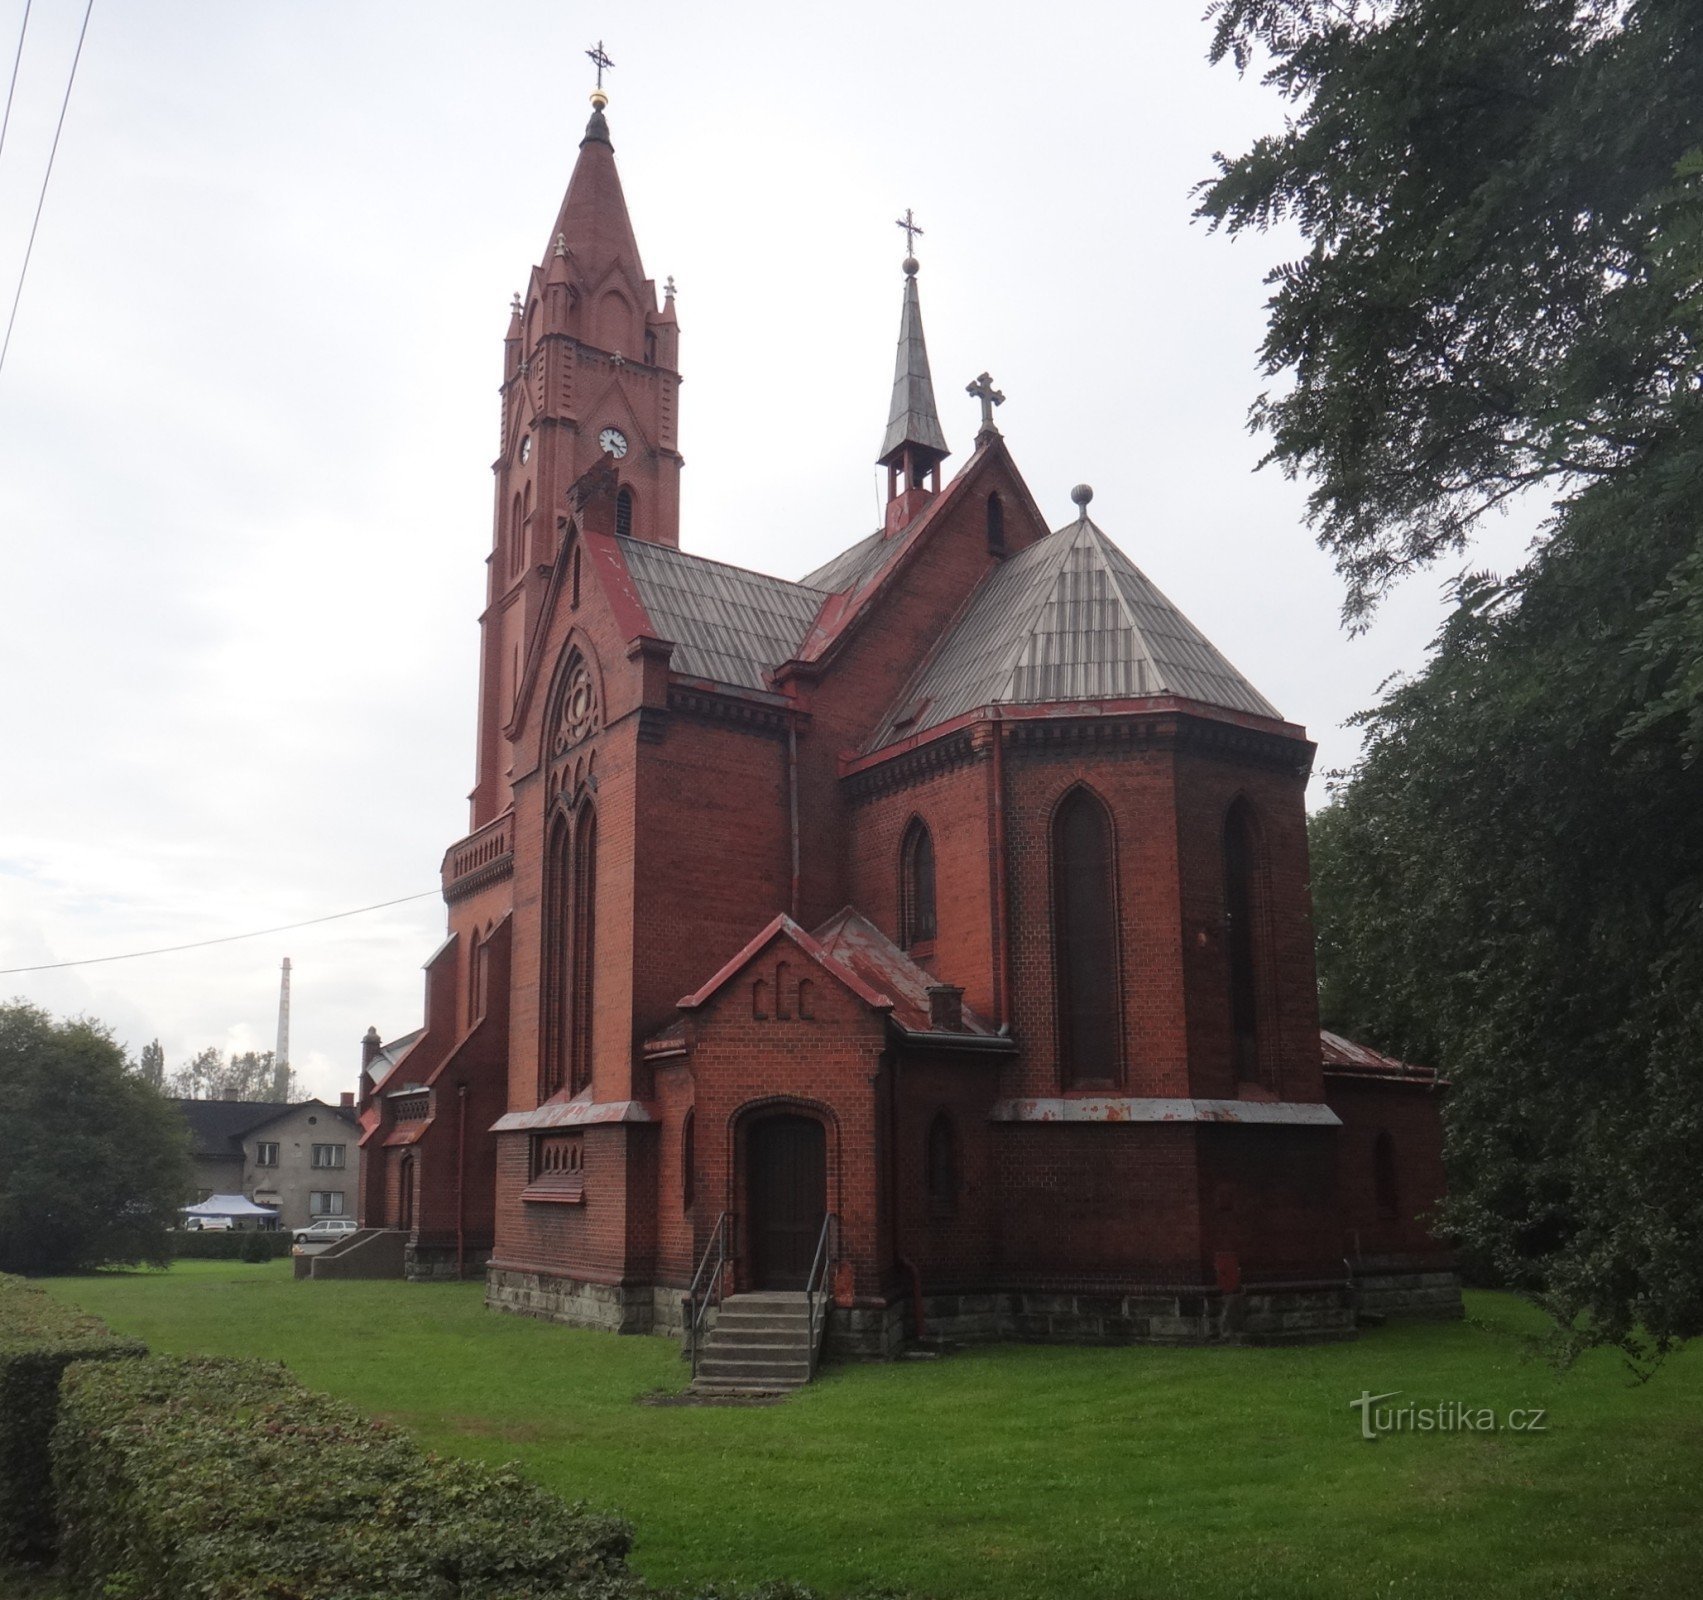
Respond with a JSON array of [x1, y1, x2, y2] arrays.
[[470, 80, 681, 827]]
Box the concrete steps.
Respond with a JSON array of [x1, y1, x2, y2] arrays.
[[690, 1291, 820, 1395]]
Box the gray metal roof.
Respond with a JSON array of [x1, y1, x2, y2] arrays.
[[799, 528, 887, 594], [868, 514, 1280, 747], [878, 265, 950, 466], [621, 540, 825, 691]]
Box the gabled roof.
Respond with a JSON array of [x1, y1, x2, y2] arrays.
[[673, 906, 1003, 1043], [1320, 1029, 1443, 1085], [867, 510, 1280, 748], [617, 540, 826, 692], [172, 1098, 356, 1157], [799, 528, 886, 594]]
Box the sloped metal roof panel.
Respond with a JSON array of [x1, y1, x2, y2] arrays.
[[620, 541, 825, 691], [866, 516, 1281, 747], [799, 528, 887, 594]]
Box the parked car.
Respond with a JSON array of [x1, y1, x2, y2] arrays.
[[293, 1218, 359, 1245], [184, 1216, 234, 1232]]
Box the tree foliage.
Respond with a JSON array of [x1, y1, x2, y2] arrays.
[[0, 1003, 192, 1275], [165, 1046, 294, 1103], [1200, 0, 1703, 622], [1206, 0, 1703, 1365]]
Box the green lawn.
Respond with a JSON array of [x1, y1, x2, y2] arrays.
[[35, 1263, 1703, 1599]]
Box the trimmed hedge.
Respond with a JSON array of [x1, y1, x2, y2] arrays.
[[0, 1272, 144, 1560], [53, 1354, 639, 1599], [169, 1229, 294, 1260]]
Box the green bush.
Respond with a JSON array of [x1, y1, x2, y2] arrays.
[[0, 1272, 144, 1560], [169, 1229, 293, 1261], [239, 1230, 273, 1264], [53, 1354, 637, 1599]]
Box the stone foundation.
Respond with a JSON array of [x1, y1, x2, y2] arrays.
[[915, 1286, 1357, 1347], [485, 1266, 684, 1335], [405, 1241, 492, 1282], [484, 1267, 1429, 1352], [1353, 1269, 1464, 1321]]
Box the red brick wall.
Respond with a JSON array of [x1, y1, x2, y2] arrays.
[[1326, 1078, 1454, 1264]]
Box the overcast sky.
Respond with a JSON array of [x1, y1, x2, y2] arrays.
[[0, 2, 1540, 1103]]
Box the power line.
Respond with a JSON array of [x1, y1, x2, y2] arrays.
[[0, 889, 442, 975], [0, 0, 93, 378], [0, 0, 32, 169]]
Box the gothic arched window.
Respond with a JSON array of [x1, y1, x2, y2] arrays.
[[926, 1111, 957, 1213], [1374, 1131, 1399, 1220], [1223, 799, 1263, 1082], [569, 805, 597, 1095], [986, 491, 1006, 555], [540, 803, 597, 1099], [616, 487, 634, 539], [1052, 788, 1121, 1085], [901, 819, 937, 948]]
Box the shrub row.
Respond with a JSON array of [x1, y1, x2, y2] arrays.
[[168, 1229, 295, 1260], [53, 1354, 639, 1600], [0, 1272, 144, 1560]]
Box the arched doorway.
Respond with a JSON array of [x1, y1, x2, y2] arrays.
[[746, 1113, 826, 1290]]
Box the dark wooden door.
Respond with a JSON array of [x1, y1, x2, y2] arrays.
[[747, 1115, 826, 1290]]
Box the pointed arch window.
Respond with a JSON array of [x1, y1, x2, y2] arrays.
[[1373, 1131, 1399, 1220], [615, 487, 634, 539], [540, 803, 598, 1099], [682, 1110, 696, 1212], [509, 491, 523, 577], [926, 1111, 957, 1215], [1052, 788, 1121, 1085], [1223, 799, 1263, 1082], [901, 819, 937, 949], [986, 491, 1006, 555]]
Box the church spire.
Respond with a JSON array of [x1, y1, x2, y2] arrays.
[[878, 213, 950, 475], [542, 85, 645, 287]]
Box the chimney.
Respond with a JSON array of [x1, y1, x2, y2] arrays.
[[361, 1025, 383, 1068], [927, 984, 964, 1032], [339, 1091, 355, 1110]]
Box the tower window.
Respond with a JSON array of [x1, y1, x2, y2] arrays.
[[1052, 788, 1121, 1086], [1223, 799, 1263, 1082], [986, 492, 1005, 555], [616, 487, 634, 539], [901, 819, 937, 948]]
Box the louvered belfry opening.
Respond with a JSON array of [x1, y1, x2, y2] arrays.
[[1051, 788, 1121, 1085], [986, 491, 1005, 555], [901, 818, 937, 948], [615, 487, 634, 538], [1224, 799, 1262, 1081]]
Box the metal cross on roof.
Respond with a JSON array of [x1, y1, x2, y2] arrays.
[[586, 40, 614, 89], [895, 208, 924, 256], [967, 371, 1005, 433]]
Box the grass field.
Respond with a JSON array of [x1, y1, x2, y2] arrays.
[[34, 1263, 1703, 1599]]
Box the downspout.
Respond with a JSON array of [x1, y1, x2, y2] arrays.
[[455, 1082, 468, 1280], [989, 709, 1012, 1028], [788, 718, 801, 920]]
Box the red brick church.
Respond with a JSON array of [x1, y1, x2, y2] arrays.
[[356, 82, 1459, 1352]]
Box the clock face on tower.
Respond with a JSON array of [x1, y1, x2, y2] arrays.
[[598, 427, 629, 459]]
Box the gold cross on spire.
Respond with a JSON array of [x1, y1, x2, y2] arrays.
[[895, 208, 924, 258]]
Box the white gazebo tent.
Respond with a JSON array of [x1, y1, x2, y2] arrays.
[[181, 1194, 280, 1231]]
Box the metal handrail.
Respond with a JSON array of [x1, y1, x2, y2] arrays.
[[684, 1211, 730, 1379], [803, 1211, 839, 1376]]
